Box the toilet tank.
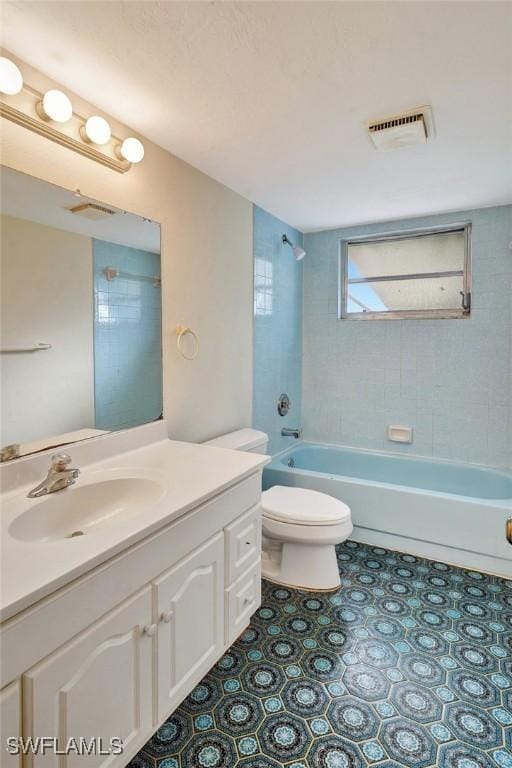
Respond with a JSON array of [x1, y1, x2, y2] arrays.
[[204, 428, 269, 454]]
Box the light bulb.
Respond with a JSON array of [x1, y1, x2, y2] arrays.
[[40, 89, 73, 123], [119, 137, 144, 163], [0, 57, 23, 95], [83, 115, 111, 145]]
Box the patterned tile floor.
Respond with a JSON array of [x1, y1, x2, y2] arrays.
[[129, 540, 512, 768]]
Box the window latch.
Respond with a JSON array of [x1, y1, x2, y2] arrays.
[[460, 291, 471, 314]]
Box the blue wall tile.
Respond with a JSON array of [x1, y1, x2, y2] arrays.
[[302, 205, 512, 468], [253, 207, 303, 455], [93, 239, 162, 431]]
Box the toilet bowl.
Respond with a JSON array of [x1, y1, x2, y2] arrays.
[[204, 429, 353, 591], [261, 485, 352, 590]]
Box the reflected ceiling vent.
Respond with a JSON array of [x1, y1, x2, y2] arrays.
[[368, 106, 434, 150], [69, 202, 117, 220]]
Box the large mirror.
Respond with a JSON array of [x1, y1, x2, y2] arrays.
[[0, 167, 162, 459]]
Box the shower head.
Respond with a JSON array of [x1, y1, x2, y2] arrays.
[[282, 234, 306, 261]]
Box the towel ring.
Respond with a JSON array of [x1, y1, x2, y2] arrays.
[[176, 324, 199, 360]]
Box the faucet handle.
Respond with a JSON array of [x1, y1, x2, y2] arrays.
[[51, 453, 72, 471]]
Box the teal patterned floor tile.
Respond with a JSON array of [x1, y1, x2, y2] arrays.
[[236, 736, 258, 757], [194, 715, 214, 732], [223, 679, 241, 694], [157, 759, 178, 768], [262, 697, 282, 714], [129, 540, 511, 768], [492, 707, 512, 726], [493, 749, 512, 768], [309, 716, 330, 736], [362, 740, 385, 762], [429, 723, 453, 743]]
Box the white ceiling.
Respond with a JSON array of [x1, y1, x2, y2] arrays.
[[1, 166, 161, 253], [2, 1, 511, 231]]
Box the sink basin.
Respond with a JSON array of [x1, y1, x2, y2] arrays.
[[8, 478, 164, 543]]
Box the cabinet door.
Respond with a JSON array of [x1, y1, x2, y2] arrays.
[[155, 533, 224, 719], [23, 588, 153, 768], [1, 680, 21, 768]]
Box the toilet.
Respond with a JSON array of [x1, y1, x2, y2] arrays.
[[205, 429, 353, 591]]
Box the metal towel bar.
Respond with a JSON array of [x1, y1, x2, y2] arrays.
[[1, 343, 52, 354], [104, 267, 161, 287]]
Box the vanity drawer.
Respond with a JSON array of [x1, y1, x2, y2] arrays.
[[225, 561, 261, 645], [225, 505, 261, 584]]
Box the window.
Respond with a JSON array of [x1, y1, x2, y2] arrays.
[[340, 225, 471, 320]]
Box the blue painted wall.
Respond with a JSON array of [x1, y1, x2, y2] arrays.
[[253, 207, 303, 455], [93, 239, 162, 431], [303, 205, 512, 468]]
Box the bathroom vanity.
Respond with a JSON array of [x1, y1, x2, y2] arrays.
[[0, 167, 268, 767], [0, 423, 267, 767]]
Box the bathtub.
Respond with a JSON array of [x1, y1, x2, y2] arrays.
[[263, 442, 512, 578]]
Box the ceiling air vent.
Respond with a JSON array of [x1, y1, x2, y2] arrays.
[[368, 106, 434, 150], [69, 202, 117, 220]]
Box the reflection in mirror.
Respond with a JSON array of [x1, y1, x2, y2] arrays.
[[0, 166, 162, 459]]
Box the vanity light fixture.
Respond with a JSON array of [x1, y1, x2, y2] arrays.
[[81, 115, 112, 145], [117, 136, 145, 164], [0, 56, 23, 95], [0, 55, 144, 173], [37, 89, 73, 123]]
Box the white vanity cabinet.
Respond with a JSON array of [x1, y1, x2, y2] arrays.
[[154, 533, 225, 719], [0, 471, 263, 768]]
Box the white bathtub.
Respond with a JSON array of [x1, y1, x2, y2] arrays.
[[263, 442, 512, 578]]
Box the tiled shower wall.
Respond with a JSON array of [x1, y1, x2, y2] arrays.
[[253, 207, 303, 455], [93, 239, 162, 431], [302, 205, 512, 468]]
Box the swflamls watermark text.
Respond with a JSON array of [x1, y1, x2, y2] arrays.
[[5, 736, 124, 756]]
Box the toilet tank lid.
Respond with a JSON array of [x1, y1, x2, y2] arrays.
[[204, 428, 268, 451]]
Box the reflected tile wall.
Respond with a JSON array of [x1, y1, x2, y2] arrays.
[[93, 239, 162, 431], [303, 206, 512, 468], [253, 207, 303, 455]]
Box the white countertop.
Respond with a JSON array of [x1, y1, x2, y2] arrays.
[[0, 436, 268, 623]]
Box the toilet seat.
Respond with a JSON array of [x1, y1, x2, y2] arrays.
[[262, 485, 351, 526]]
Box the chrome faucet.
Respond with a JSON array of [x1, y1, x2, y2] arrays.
[[27, 454, 80, 498], [281, 427, 303, 439]]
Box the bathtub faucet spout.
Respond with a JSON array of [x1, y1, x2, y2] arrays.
[[282, 427, 303, 439]]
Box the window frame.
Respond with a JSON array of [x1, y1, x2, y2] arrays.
[[339, 223, 472, 321]]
